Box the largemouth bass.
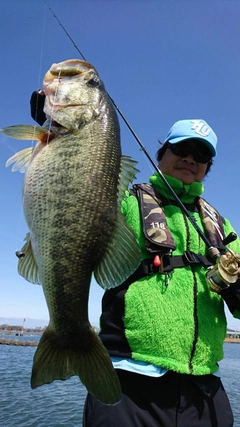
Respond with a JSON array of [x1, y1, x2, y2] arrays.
[[2, 59, 141, 404]]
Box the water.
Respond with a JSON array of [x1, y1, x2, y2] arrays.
[[0, 344, 87, 426], [0, 342, 240, 426], [219, 343, 240, 425]]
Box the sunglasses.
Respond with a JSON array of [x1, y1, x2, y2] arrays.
[[167, 141, 212, 164]]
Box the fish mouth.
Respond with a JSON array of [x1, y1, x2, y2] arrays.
[[44, 59, 99, 83], [43, 59, 99, 111], [43, 59, 101, 130]]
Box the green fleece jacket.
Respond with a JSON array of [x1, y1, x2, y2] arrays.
[[116, 173, 240, 375]]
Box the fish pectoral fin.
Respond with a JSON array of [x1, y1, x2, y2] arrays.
[[31, 326, 122, 405], [17, 233, 40, 284], [1, 125, 49, 141], [117, 155, 139, 206], [94, 210, 142, 289], [6, 147, 34, 173], [94, 154, 141, 289]]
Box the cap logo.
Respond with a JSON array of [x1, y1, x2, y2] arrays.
[[190, 120, 211, 137]]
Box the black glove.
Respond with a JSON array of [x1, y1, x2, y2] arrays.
[[30, 91, 46, 126], [221, 278, 240, 313]]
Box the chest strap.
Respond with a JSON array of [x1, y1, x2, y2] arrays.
[[142, 251, 214, 274], [117, 251, 214, 292]]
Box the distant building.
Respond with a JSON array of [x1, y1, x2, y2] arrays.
[[226, 329, 240, 338]]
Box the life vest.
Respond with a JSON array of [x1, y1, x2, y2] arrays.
[[130, 183, 226, 275]]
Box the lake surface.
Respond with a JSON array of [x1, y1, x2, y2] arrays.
[[0, 341, 239, 426]]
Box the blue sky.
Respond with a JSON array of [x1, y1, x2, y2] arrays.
[[1, 0, 240, 329]]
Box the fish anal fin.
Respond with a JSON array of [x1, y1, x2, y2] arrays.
[[31, 326, 121, 405], [94, 210, 142, 289], [17, 233, 40, 284]]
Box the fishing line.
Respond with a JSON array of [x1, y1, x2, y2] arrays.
[[37, 2, 47, 95], [42, 0, 222, 257], [20, 2, 52, 247], [23, 70, 64, 245], [18, 3, 62, 250], [31, 2, 48, 134], [44, 71, 63, 140], [42, 0, 162, 174]]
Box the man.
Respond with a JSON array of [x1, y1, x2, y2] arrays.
[[83, 119, 240, 427], [30, 96, 240, 426]]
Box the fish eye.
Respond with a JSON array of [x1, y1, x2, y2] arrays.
[[87, 76, 100, 87]]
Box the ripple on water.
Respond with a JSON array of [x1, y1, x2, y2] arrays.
[[0, 345, 87, 426], [1, 343, 240, 426]]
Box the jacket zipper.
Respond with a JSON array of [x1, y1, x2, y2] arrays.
[[183, 213, 198, 374], [189, 269, 198, 373]]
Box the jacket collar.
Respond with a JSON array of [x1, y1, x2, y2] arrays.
[[149, 172, 204, 204]]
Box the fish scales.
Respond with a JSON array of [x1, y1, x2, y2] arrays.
[[24, 126, 120, 334], [2, 59, 141, 405]]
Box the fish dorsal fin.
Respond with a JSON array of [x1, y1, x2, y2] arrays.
[[17, 233, 40, 284], [6, 147, 34, 173], [117, 155, 139, 206], [94, 211, 141, 290]]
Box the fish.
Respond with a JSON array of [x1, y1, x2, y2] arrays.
[[1, 59, 141, 404]]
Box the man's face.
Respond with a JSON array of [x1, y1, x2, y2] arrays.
[[159, 140, 211, 185]]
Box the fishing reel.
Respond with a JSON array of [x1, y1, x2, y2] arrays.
[[206, 233, 240, 293]]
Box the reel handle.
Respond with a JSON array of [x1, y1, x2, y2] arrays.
[[222, 232, 237, 246]]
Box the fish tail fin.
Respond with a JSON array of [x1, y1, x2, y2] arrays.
[[31, 326, 121, 405]]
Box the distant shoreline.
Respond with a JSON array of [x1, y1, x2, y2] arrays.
[[1, 337, 240, 347], [224, 338, 240, 343], [0, 337, 38, 346]]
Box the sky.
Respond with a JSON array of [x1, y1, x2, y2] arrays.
[[0, 0, 240, 329]]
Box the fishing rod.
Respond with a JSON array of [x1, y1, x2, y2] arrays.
[[43, 0, 240, 291], [43, 0, 215, 251]]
